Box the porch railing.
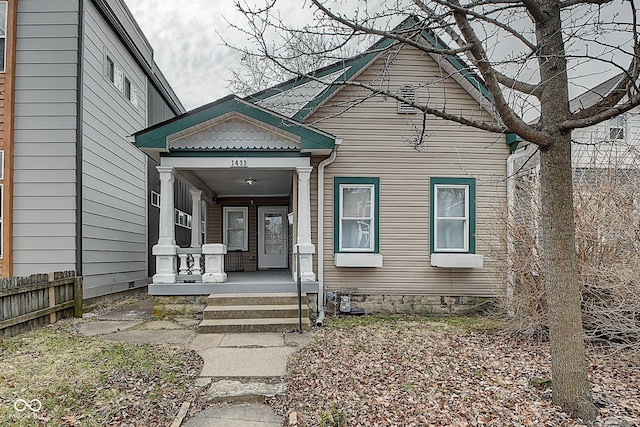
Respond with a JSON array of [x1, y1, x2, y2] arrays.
[[173, 244, 227, 284]]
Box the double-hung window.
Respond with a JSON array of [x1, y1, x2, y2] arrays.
[[223, 207, 248, 251], [334, 178, 383, 267], [430, 177, 476, 254]]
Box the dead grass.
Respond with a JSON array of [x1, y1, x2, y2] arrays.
[[0, 324, 204, 426], [274, 316, 640, 426]]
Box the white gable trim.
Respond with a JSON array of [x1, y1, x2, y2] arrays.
[[167, 111, 301, 150]]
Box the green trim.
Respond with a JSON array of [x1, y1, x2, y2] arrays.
[[160, 150, 308, 158], [506, 133, 524, 153], [134, 96, 336, 153], [333, 177, 380, 253], [429, 177, 477, 254], [292, 40, 394, 121]]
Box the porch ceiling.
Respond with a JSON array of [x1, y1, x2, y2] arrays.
[[192, 168, 293, 198]]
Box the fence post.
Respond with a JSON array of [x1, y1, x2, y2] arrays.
[[74, 276, 83, 317]]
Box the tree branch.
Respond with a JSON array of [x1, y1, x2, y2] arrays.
[[560, 0, 614, 8], [520, 0, 547, 23], [425, 0, 538, 52], [448, 0, 548, 145], [309, 0, 473, 57]]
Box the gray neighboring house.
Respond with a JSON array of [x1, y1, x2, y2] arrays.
[[11, 0, 185, 299]]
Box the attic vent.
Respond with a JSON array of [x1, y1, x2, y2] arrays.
[[397, 85, 417, 114]]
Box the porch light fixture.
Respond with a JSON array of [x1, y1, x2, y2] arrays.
[[245, 178, 257, 185]]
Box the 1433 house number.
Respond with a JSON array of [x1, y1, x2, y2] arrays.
[[230, 159, 248, 167]]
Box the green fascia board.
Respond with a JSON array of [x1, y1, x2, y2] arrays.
[[333, 177, 380, 253], [506, 133, 524, 153], [429, 177, 477, 254], [161, 150, 308, 158], [134, 96, 336, 152]]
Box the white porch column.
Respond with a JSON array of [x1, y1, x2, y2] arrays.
[[296, 166, 315, 281], [190, 190, 203, 274], [190, 189, 202, 248], [153, 166, 178, 284]]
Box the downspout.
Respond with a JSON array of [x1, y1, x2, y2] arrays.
[[75, 0, 85, 276], [315, 138, 342, 326], [506, 143, 533, 317]]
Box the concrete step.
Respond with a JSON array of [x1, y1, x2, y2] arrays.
[[203, 304, 309, 320], [198, 317, 311, 333], [207, 292, 306, 306]]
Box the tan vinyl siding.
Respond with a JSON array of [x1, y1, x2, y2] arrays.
[[308, 45, 508, 297]]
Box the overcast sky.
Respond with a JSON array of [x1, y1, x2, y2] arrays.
[[127, 1, 631, 113], [127, 1, 254, 110]]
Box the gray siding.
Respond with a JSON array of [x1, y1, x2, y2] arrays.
[[13, 0, 79, 275], [80, 0, 149, 298]]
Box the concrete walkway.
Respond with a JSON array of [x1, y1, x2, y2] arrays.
[[77, 297, 311, 426]]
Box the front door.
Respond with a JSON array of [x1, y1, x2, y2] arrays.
[[258, 206, 288, 269]]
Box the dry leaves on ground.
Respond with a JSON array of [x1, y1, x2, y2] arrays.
[[273, 317, 639, 426]]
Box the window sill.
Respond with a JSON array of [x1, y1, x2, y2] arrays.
[[335, 253, 383, 267], [430, 253, 483, 268]]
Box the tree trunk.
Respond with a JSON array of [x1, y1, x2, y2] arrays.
[[538, 136, 597, 421]]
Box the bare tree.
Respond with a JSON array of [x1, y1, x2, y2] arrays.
[[230, 0, 640, 421]]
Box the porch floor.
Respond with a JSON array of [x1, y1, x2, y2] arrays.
[[148, 270, 319, 295]]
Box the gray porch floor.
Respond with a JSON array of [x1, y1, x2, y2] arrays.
[[148, 270, 319, 295]]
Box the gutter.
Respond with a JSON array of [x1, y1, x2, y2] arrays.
[[315, 138, 342, 326], [505, 143, 534, 316]]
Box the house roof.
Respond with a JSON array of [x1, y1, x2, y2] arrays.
[[245, 16, 494, 122], [569, 73, 626, 113], [133, 95, 337, 158]]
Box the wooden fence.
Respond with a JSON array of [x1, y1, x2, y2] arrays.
[[0, 271, 82, 338]]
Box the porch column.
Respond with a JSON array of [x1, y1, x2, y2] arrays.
[[296, 166, 315, 281], [190, 189, 203, 274], [153, 166, 178, 283]]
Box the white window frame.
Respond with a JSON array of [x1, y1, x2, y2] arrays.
[[106, 55, 115, 83], [223, 207, 249, 251], [609, 115, 626, 140], [124, 76, 131, 100], [0, 2, 7, 73], [339, 184, 375, 252], [174, 208, 192, 229], [433, 184, 470, 253], [151, 191, 160, 208]]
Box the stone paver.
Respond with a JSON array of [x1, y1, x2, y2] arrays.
[[182, 404, 282, 427], [138, 320, 182, 330], [219, 333, 284, 348], [188, 334, 226, 351], [198, 347, 297, 377], [77, 320, 142, 336], [99, 329, 195, 346], [207, 379, 287, 402]]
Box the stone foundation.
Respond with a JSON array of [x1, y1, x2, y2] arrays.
[[153, 295, 208, 317], [153, 294, 320, 318], [326, 294, 492, 316]]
